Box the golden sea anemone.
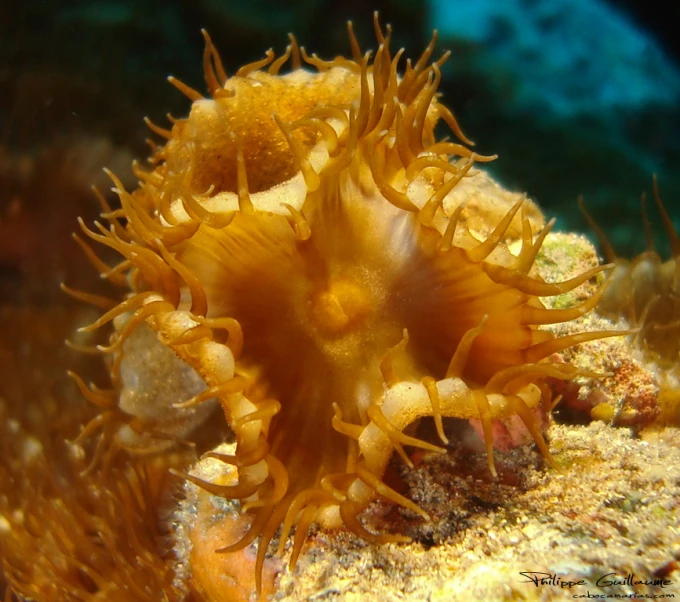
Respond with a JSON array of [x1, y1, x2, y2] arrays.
[[0, 302, 194, 601], [580, 178, 680, 424], [65, 15, 624, 596]]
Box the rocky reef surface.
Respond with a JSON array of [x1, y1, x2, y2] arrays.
[[180, 420, 680, 601]]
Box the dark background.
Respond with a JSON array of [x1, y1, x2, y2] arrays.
[[0, 0, 679, 298]]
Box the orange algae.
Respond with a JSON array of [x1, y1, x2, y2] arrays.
[[62, 15, 628, 598]]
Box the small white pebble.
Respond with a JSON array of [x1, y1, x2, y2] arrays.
[[521, 523, 541, 539], [461, 551, 479, 563], [642, 464, 666, 483]]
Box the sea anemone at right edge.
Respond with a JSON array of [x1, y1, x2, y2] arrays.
[[580, 178, 680, 426], [61, 15, 630, 599]]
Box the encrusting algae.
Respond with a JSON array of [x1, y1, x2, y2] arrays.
[[3, 13, 647, 601]]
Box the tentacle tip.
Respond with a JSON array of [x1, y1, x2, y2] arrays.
[[168, 468, 185, 480], [416, 510, 431, 522], [171, 399, 194, 409], [488, 460, 498, 479], [549, 459, 565, 475]]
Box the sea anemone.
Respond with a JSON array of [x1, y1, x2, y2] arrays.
[[0, 302, 192, 601], [580, 178, 680, 424], [1, 449, 184, 602], [66, 15, 623, 595]]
